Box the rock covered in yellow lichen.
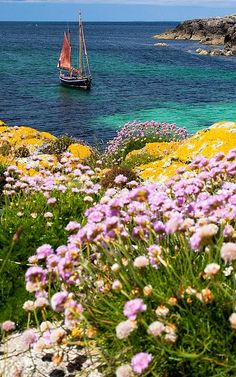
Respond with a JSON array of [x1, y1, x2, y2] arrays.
[[68, 143, 92, 160], [0, 120, 6, 126], [0, 126, 57, 156], [138, 121, 236, 182], [127, 141, 180, 160], [172, 121, 236, 162]]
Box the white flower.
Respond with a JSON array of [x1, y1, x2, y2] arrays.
[[116, 364, 134, 377], [39, 321, 53, 332], [34, 297, 49, 309], [221, 243, 236, 264], [223, 266, 234, 277], [111, 263, 120, 273], [50, 328, 66, 344], [112, 279, 123, 291], [44, 212, 53, 218], [164, 332, 178, 343], [155, 305, 169, 317], [147, 321, 165, 337], [133, 256, 149, 268], [116, 320, 137, 339], [204, 263, 220, 276], [229, 313, 236, 329], [23, 300, 35, 312]]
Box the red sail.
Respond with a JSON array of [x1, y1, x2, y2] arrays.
[[57, 32, 71, 70]]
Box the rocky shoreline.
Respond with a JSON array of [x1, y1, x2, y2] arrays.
[[154, 14, 236, 56]]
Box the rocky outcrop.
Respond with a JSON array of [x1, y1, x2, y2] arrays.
[[154, 14, 236, 54], [225, 25, 236, 54], [196, 48, 233, 56]]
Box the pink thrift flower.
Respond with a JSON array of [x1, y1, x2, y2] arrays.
[[131, 352, 153, 374], [221, 243, 236, 264], [124, 299, 147, 320], [147, 321, 165, 337], [133, 256, 149, 268], [114, 175, 128, 184], [22, 329, 38, 348], [1, 320, 15, 332], [36, 244, 54, 260], [204, 263, 220, 276], [65, 221, 81, 232], [51, 291, 68, 312], [116, 320, 137, 339]]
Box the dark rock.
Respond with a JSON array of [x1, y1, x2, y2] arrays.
[[154, 14, 236, 54], [49, 370, 65, 377], [42, 353, 54, 362], [67, 355, 87, 372], [225, 25, 236, 54]]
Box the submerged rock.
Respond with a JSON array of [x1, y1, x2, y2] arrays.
[[154, 42, 168, 47]]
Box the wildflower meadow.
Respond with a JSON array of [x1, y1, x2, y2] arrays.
[[0, 120, 235, 377]]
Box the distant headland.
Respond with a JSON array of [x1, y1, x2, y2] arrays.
[[154, 14, 236, 56]]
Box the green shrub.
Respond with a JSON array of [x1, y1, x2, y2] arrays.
[[40, 135, 79, 156], [0, 141, 11, 156], [14, 146, 30, 158], [100, 166, 138, 189], [121, 152, 162, 170]]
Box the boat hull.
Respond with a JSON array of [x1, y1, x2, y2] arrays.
[[59, 75, 92, 90]]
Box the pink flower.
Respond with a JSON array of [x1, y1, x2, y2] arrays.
[[47, 197, 57, 204], [36, 244, 54, 260], [1, 320, 15, 332], [114, 175, 128, 184], [51, 291, 68, 312], [131, 352, 153, 374], [133, 256, 149, 268], [116, 320, 137, 339], [65, 221, 81, 232], [147, 321, 165, 337], [124, 299, 147, 320], [204, 263, 220, 276], [221, 243, 236, 264], [22, 329, 38, 348]]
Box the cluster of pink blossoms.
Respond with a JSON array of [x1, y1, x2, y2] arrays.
[[3, 152, 101, 199], [106, 120, 189, 155], [22, 148, 236, 374]]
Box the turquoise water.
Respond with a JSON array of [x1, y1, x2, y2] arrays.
[[0, 22, 236, 144]]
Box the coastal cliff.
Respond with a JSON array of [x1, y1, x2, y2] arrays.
[[154, 14, 236, 54]]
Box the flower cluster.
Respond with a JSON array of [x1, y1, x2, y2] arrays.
[[20, 147, 236, 375], [105, 121, 189, 163]]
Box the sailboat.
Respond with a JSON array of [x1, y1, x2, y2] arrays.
[[57, 14, 92, 90]]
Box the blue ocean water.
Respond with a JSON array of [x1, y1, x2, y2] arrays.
[[0, 21, 236, 145]]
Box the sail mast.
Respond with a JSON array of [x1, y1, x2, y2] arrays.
[[79, 13, 84, 75], [81, 19, 91, 76]]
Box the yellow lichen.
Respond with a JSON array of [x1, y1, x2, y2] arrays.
[[40, 132, 57, 140], [68, 143, 92, 160], [138, 121, 236, 182], [127, 141, 180, 160]]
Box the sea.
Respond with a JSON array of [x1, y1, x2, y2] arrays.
[[0, 21, 236, 146]]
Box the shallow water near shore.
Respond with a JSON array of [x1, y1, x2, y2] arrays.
[[0, 21, 236, 145]]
